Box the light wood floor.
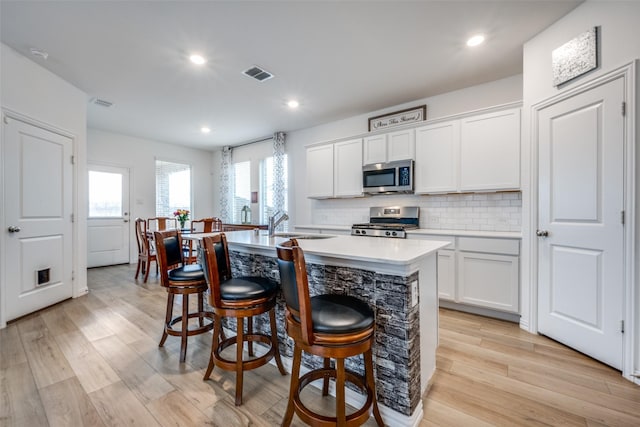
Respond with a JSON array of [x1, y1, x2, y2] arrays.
[[1, 264, 639, 426]]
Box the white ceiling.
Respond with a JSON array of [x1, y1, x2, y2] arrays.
[[1, 0, 582, 150]]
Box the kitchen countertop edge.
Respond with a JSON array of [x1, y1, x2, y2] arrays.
[[295, 224, 521, 239]]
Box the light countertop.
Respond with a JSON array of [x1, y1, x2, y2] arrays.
[[188, 230, 449, 266], [295, 224, 521, 239]]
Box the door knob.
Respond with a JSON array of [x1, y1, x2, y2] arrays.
[[123, 219, 129, 223], [536, 229, 549, 237], [7, 225, 21, 233]]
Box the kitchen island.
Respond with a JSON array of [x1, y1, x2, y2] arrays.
[[216, 231, 449, 426]]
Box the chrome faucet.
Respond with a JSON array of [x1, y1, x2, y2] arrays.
[[268, 211, 289, 236]]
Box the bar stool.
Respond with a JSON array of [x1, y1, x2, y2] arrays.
[[201, 233, 286, 406], [276, 239, 384, 427], [154, 229, 214, 363]]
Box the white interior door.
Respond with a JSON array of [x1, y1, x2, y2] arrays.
[[537, 77, 625, 369], [87, 164, 130, 267], [3, 116, 73, 321]]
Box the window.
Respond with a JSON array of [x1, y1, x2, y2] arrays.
[[156, 160, 191, 217], [88, 170, 123, 217], [260, 155, 288, 224], [232, 161, 251, 224], [229, 140, 288, 227]]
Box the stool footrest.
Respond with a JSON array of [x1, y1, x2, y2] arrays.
[[165, 312, 214, 337], [213, 333, 276, 371], [294, 368, 374, 427]]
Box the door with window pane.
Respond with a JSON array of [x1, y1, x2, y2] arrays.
[[87, 164, 130, 267]]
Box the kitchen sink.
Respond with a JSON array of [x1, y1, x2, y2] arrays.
[[263, 232, 336, 240]]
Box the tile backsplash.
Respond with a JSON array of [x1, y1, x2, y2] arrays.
[[310, 192, 521, 232]]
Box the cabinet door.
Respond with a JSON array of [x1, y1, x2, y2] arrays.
[[306, 145, 334, 198], [459, 108, 520, 191], [363, 134, 387, 165], [334, 139, 363, 197], [437, 249, 456, 301], [457, 251, 519, 313], [414, 121, 459, 193], [387, 129, 415, 161]]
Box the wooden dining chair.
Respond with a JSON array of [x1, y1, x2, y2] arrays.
[[190, 217, 223, 233], [183, 217, 224, 263], [147, 216, 178, 233], [134, 218, 158, 283]]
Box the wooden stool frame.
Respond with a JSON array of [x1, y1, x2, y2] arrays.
[[201, 233, 286, 406], [155, 229, 214, 363], [276, 239, 384, 427]]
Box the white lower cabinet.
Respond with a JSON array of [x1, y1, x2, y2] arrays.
[[413, 234, 520, 314], [437, 249, 456, 300], [455, 237, 519, 313], [457, 251, 519, 313]]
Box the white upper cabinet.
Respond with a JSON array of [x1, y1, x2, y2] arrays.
[[306, 139, 363, 199], [459, 108, 521, 191], [414, 121, 460, 193], [306, 144, 334, 198], [334, 139, 363, 197], [363, 128, 415, 165], [362, 134, 387, 164], [387, 129, 415, 161], [414, 106, 521, 194]]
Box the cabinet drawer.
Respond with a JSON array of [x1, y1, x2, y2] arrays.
[[408, 234, 455, 249], [458, 237, 519, 255]]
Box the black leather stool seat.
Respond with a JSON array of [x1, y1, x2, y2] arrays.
[[220, 277, 278, 301], [168, 264, 204, 281], [292, 294, 375, 334]]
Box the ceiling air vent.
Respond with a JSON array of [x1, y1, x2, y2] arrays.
[[90, 97, 113, 108], [242, 65, 274, 82]]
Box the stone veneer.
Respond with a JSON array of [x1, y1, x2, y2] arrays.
[[228, 250, 421, 416]]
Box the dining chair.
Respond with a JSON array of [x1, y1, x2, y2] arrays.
[[147, 216, 178, 233], [201, 233, 286, 406], [154, 229, 214, 363], [184, 217, 223, 263], [134, 218, 157, 283], [276, 239, 384, 427]]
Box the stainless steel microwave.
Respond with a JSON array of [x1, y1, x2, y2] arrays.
[[362, 159, 414, 194]]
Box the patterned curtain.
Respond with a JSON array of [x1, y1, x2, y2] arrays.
[[273, 132, 286, 214], [219, 146, 233, 223]]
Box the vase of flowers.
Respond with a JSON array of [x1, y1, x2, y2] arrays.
[[173, 209, 190, 229]]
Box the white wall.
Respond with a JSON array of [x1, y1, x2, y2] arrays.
[[522, 0, 640, 380], [88, 128, 215, 263], [0, 43, 88, 326], [285, 74, 523, 226]]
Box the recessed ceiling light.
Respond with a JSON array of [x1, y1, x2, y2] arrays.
[[190, 54, 206, 65], [287, 100, 299, 109], [467, 34, 485, 47], [201, 127, 211, 134]]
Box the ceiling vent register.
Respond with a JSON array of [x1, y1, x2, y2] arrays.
[[242, 65, 274, 82], [90, 97, 113, 108]]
